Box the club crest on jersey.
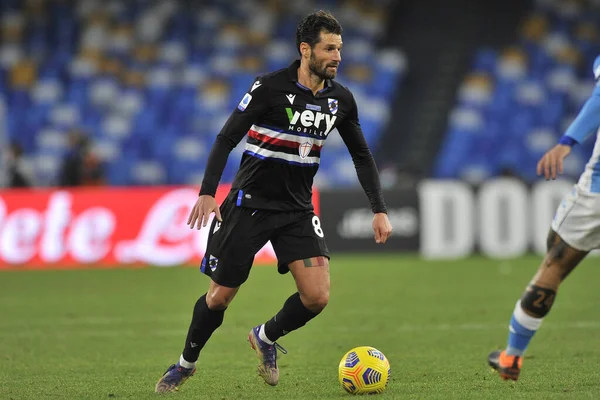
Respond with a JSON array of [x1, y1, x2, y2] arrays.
[[299, 142, 312, 159], [328, 98, 338, 114]]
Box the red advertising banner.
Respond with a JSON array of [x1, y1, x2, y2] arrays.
[[0, 185, 319, 269]]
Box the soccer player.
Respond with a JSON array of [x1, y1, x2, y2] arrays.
[[155, 11, 393, 393], [488, 55, 600, 381]]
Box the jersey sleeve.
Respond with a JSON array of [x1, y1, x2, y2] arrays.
[[336, 92, 387, 214], [199, 79, 270, 196], [563, 85, 600, 145]]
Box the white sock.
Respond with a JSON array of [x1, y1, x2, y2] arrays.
[[513, 300, 544, 330], [179, 354, 196, 369], [258, 324, 274, 344]]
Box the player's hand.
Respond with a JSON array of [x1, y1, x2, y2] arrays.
[[372, 213, 393, 244], [536, 144, 572, 180], [187, 195, 222, 230]]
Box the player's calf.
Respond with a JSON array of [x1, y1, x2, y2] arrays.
[[507, 231, 586, 356]]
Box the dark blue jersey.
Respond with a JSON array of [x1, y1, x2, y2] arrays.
[[200, 60, 386, 213]]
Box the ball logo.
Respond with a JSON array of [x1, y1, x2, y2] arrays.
[[298, 142, 312, 159], [339, 346, 390, 395]]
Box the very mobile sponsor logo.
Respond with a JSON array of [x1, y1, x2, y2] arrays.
[[285, 108, 337, 136]]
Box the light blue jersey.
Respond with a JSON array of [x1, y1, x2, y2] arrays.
[[567, 56, 600, 193]]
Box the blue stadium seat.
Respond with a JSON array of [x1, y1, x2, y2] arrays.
[[436, 1, 600, 183], [3, 0, 404, 187]]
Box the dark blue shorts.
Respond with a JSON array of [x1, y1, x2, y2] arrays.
[[200, 190, 330, 288]]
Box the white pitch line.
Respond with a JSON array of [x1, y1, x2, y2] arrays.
[[0, 321, 599, 338], [0, 315, 191, 328], [3, 314, 598, 330]]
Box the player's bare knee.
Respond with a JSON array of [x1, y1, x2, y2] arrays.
[[520, 284, 556, 318], [206, 284, 238, 310], [205, 294, 230, 310], [302, 290, 329, 313]]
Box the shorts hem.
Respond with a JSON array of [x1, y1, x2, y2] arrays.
[[552, 228, 592, 252], [278, 253, 330, 266], [277, 253, 330, 274], [201, 271, 245, 288]]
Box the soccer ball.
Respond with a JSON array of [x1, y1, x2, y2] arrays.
[[338, 346, 390, 395]]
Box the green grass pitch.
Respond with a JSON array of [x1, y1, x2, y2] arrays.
[[1, 255, 599, 399]]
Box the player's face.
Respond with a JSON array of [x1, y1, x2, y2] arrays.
[[309, 32, 342, 80]]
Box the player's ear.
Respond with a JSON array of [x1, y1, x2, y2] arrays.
[[300, 42, 311, 59]]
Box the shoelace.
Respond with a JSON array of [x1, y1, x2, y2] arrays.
[[171, 364, 194, 376], [263, 342, 288, 365], [274, 342, 287, 355]]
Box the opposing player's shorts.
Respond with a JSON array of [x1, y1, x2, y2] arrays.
[[200, 190, 330, 288], [551, 185, 600, 251]]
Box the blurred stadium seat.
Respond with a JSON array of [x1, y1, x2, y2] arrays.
[[0, 0, 405, 187], [435, 0, 600, 184]]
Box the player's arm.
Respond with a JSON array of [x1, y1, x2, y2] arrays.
[[337, 94, 392, 244], [537, 86, 600, 180], [188, 81, 270, 229]]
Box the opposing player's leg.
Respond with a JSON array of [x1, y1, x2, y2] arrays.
[[155, 281, 238, 393], [249, 212, 330, 386], [489, 229, 588, 381]]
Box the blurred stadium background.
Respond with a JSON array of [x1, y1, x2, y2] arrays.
[[3, 0, 600, 263], [2, 0, 598, 189], [2, 0, 600, 398]]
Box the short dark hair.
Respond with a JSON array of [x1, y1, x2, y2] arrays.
[[296, 10, 343, 55]]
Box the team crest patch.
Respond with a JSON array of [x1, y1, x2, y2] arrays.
[[299, 142, 312, 159], [328, 98, 338, 114], [208, 255, 219, 272]]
